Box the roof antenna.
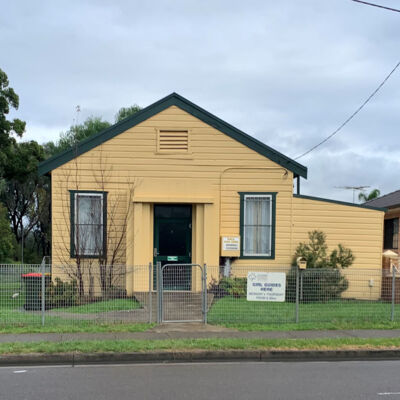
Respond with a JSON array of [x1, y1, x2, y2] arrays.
[[334, 186, 370, 203]]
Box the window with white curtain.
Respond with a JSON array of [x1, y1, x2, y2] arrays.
[[71, 192, 106, 257], [241, 194, 274, 257]]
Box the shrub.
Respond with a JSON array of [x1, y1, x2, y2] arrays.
[[208, 277, 247, 299], [286, 230, 353, 302], [286, 268, 349, 302], [46, 278, 78, 308], [215, 277, 247, 298], [208, 277, 230, 299]]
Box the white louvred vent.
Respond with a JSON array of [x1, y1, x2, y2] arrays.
[[158, 130, 189, 152]]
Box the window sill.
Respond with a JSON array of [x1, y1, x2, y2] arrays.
[[239, 255, 275, 260]]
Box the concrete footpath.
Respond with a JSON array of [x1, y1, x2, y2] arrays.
[[1, 323, 400, 343], [1, 324, 400, 366]]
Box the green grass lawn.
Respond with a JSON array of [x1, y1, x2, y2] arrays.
[[0, 280, 150, 333], [2, 337, 400, 354], [53, 298, 141, 314], [208, 296, 399, 328]]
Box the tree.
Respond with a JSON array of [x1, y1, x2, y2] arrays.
[[286, 230, 353, 302], [44, 104, 141, 159], [115, 104, 141, 123], [0, 141, 46, 258], [0, 68, 26, 176], [0, 69, 25, 146], [0, 203, 16, 262], [48, 116, 111, 156], [358, 188, 381, 203]]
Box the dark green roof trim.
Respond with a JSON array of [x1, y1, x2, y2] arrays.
[[38, 93, 308, 178], [293, 194, 387, 212]]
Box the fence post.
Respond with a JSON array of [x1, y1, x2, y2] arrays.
[[295, 266, 299, 323], [41, 262, 45, 326], [391, 265, 396, 322], [149, 262, 152, 324], [203, 264, 207, 325], [156, 262, 162, 323]]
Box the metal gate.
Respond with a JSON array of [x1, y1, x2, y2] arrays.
[[156, 263, 207, 323]]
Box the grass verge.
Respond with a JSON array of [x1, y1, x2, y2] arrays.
[[2, 337, 400, 354], [53, 298, 140, 314], [208, 297, 399, 328], [213, 321, 400, 331], [0, 323, 155, 334]]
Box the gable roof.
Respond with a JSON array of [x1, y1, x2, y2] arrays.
[[38, 92, 308, 178], [365, 189, 400, 209]]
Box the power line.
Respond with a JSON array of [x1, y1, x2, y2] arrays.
[[351, 0, 400, 13], [294, 60, 400, 160]]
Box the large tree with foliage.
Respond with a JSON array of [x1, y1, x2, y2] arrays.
[[0, 68, 26, 176], [0, 203, 16, 262], [0, 141, 46, 257], [44, 105, 142, 159], [115, 104, 141, 123], [44, 117, 111, 157]]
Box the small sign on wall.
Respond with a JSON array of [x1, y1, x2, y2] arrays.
[[221, 236, 240, 257], [247, 272, 286, 302]]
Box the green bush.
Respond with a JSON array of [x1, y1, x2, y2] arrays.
[[208, 277, 247, 299], [46, 278, 78, 308], [220, 277, 247, 298], [286, 230, 352, 302], [286, 268, 349, 302]]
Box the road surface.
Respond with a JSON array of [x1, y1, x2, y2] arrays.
[[1, 360, 400, 399]]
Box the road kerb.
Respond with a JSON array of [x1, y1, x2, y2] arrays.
[[2, 349, 400, 366]]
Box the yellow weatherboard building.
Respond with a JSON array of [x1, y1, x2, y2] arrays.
[[39, 93, 385, 298]]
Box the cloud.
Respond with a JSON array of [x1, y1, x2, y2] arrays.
[[1, 0, 399, 201]]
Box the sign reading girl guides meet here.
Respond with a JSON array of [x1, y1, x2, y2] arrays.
[[247, 272, 286, 302]]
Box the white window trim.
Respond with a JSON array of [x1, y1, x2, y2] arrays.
[[243, 194, 273, 257], [74, 192, 104, 256]]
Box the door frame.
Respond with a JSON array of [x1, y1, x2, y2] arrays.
[[153, 204, 192, 290]]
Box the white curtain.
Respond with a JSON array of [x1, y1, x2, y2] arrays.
[[75, 194, 103, 255], [244, 196, 271, 256]]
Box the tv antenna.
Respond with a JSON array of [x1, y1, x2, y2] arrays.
[[334, 186, 370, 203]]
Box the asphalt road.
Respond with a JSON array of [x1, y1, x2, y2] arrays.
[[1, 360, 400, 400]]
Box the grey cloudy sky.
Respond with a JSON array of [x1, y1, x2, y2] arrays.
[[1, 0, 399, 202]]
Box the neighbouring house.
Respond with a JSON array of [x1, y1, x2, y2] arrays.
[[365, 190, 400, 301], [366, 190, 400, 260], [38, 93, 385, 299]]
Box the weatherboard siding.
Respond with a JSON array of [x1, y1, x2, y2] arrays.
[[50, 105, 384, 299], [51, 106, 294, 272], [292, 196, 384, 299]]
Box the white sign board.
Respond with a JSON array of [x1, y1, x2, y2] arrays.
[[247, 272, 286, 302], [222, 236, 240, 251]]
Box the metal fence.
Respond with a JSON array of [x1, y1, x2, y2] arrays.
[[1, 263, 399, 328]]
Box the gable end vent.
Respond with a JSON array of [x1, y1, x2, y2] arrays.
[[158, 130, 189, 152]]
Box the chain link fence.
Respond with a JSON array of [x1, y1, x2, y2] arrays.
[[1, 263, 399, 328]]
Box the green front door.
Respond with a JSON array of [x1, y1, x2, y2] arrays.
[[154, 204, 192, 290]]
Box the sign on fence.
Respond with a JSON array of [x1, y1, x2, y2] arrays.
[[247, 272, 286, 302]]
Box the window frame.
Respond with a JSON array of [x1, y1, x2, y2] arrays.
[[239, 192, 276, 259], [69, 190, 107, 258]]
